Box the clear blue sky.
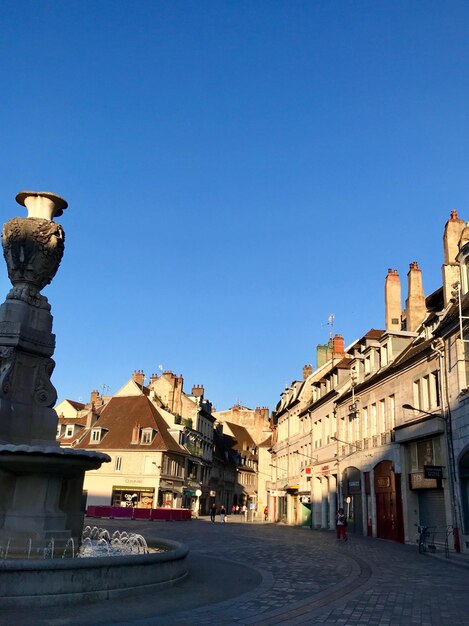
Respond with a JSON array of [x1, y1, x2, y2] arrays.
[[0, 1, 468, 411]]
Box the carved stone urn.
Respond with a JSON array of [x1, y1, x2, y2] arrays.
[[2, 192, 67, 309]]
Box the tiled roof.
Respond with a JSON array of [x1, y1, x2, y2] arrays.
[[364, 328, 385, 339], [74, 395, 187, 454], [224, 421, 256, 451], [57, 415, 88, 427], [65, 399, 86, 411]]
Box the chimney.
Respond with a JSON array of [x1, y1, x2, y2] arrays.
[[149, 373, 159, 385], [332, 335, 345, 356], [255, 407, 270, 420], [443, 209, 465, 264], [442, 210, 466, 307], [192, 384, 204, 399], [302, 364, 313, 380], [85, 409, 99, 430], [316, 341, 332, 368], [385, 268, 402, 331], [132, 370, 145, 386], [131, 422, 141, 444], [405, 262, 426, 331], [89, 389, 100, 406]]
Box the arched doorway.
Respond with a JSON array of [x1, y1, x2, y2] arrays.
[[374, 460, 403, 543], [341, 466, 362, 535]]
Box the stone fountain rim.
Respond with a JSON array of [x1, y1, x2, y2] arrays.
[[0, 538, 189, 570]]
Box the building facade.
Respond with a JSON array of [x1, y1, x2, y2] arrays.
[[269, 210, 469, 553]]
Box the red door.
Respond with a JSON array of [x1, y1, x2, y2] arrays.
[[374, 460, 402, 542]]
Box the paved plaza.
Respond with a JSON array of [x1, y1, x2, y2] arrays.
[[3, 516, 469, 625]]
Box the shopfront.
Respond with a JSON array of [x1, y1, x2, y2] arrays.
[[111, 485, 155, 508], [158, 480, 183, 508]]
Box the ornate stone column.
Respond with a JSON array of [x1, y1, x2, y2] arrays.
[[0, 192, 109, 557]]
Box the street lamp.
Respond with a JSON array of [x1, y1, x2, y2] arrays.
[[292, 451, 319, 462], [402, 404, 445, 419], [331, 436, 363, 449]]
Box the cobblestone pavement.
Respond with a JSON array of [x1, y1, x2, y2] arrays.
[[3, 516, 469, 625]]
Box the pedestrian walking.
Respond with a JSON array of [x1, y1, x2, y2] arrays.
[[210, 503, 217, 523], [220, 505, 226, 523], [242, 504, 247, 520], [263, 505, 268, 521], [336, 507, 348, 541]]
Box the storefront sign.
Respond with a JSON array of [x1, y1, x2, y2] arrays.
[[409, 472, 438, 490], [424, 465, 443, 479], [376, 476, 390, 488]]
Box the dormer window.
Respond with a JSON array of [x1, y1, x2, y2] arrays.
[[91, 428, 103, 443], [141, 428, 156, 445], [65, 425, 74, 438]]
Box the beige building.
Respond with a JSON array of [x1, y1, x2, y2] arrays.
[[213, 404, 272, 516], [269, 210, 469, 553]]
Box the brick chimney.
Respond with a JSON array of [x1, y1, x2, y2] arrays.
[[192, 384, 204, 399], [405, 262, 426, 331], [302, 364, 313, 380], [149, 373, 159, 385], [332, 334, 345, 357], [132, 370, 145, 386], [442, 210, 466, 307], [385, 268, 402, 331]]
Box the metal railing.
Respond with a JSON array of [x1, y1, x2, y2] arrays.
[[417, 525, 455, 558]]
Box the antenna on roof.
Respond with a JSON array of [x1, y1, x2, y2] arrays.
[[322, 313, 335, 339], [100, 384, 110, 397]]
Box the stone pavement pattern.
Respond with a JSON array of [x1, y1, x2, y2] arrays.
[[2, 517, 469, 625]]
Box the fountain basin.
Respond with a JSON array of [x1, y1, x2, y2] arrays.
[[0, 538, 189, 607]]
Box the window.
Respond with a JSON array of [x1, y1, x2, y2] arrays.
[[362, 406, 368, 438], [379, 399, 386, 433], [115, 456, 122, 472], [371, 404, 377, 436], [65, 425, 74, 438], [141, 428, 155, 445], [412, 373, 440, 412], [91, 428, 101, 443], [388, 395, 395, 430], [381, 344, 388, 367]]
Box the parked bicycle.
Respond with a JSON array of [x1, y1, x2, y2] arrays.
[[417, 525, 436, 554]]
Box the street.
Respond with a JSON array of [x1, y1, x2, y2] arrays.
[[3, 516, 469, 625]]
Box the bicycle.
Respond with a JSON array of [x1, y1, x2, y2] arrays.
[[417, 525, 436, 554]]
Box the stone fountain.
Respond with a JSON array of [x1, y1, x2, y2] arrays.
[[0, 191, 110, 556], [0, 192, 189, 607]]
